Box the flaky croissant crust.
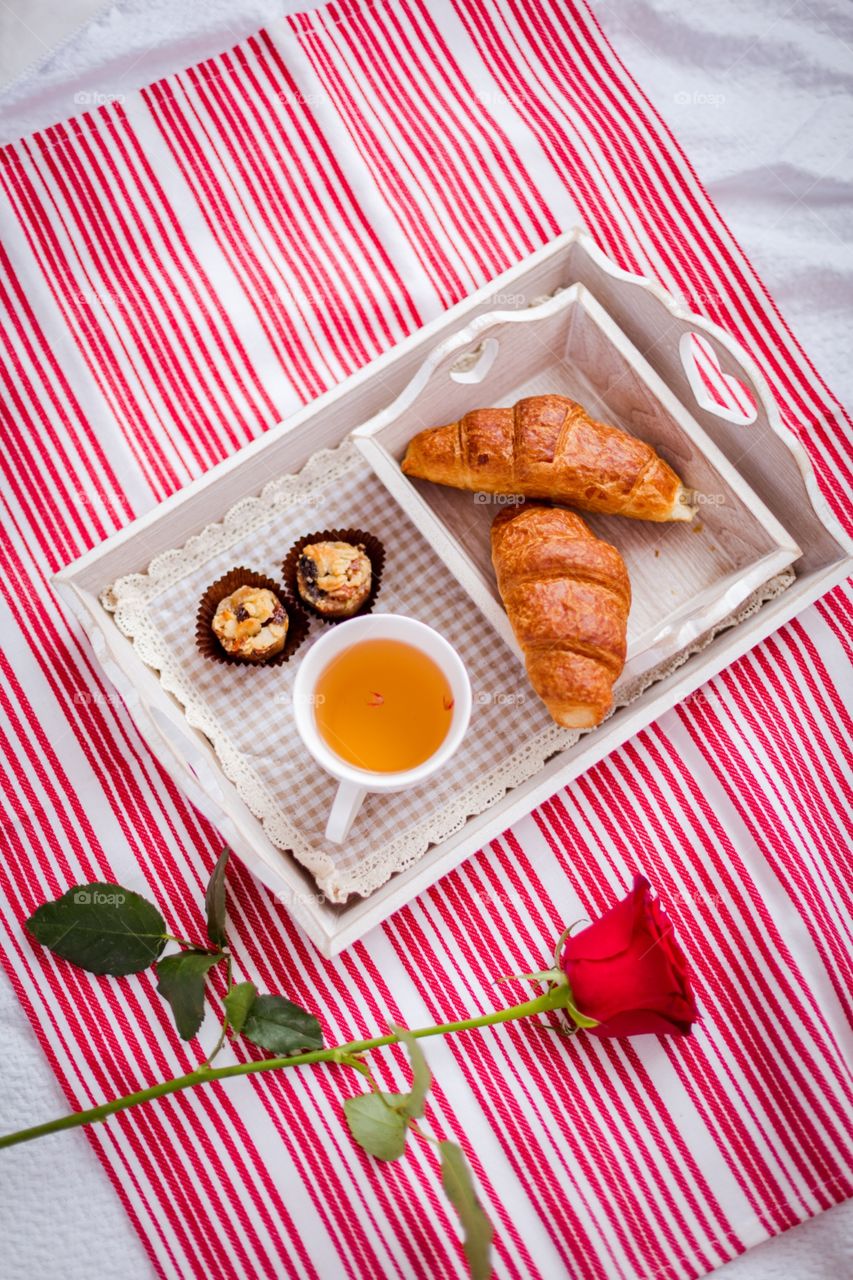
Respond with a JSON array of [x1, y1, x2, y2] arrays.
[[491, 504, 631, 729], [402, 394, 694, 522]]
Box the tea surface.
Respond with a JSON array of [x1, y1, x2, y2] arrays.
[[314, 638, 453, 772]]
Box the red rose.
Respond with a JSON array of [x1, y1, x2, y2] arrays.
[[560, 876, 697, 1038]]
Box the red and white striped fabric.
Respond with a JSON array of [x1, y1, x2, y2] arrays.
[[1, 1, 851, 1277]]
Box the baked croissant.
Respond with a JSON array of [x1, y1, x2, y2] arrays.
[[402, 394, 694, 522], [491, 504, 630, 729]]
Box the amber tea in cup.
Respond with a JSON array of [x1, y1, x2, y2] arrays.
[[314, 637, 453, 773]]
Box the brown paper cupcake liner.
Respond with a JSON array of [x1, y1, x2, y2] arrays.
[[195, 567, 309, 667], [282, 528, 386, 625]]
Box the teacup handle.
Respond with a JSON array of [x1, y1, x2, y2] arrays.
[[325, 780, 368, 844]]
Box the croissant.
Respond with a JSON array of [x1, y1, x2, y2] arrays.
[[491, 504, 630, 729], [402, 394, 694, 522]]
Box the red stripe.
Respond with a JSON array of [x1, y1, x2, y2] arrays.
[[0, 242, 133, 529], [1, 160, 180, 495], [343, 0, 537, 270], [295, 23, 472, 302], [144, 77, 326, 404], [250, 29, 421, 340], [78, 121, 265, 450], [41, 122, 233, 470], [676, 695, 853, 1022], [103, 114, 282, 432], [449, 0, 629, 264], [210, 52, 384, 370]]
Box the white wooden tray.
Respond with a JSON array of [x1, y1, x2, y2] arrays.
[[53, 229, 853, 957]]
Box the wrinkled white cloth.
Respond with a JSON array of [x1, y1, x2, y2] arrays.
[[0, 1, 849, 1277]]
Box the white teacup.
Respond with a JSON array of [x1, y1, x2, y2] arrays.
[[292, 614, 472, 844]]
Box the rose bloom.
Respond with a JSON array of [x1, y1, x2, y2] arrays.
[[561, 876, 697, 1038]]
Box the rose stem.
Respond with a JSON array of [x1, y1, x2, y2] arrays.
[[0, 989, 569, 1150]]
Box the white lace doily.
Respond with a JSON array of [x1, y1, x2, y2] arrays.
[[103, 441, 793, 901]]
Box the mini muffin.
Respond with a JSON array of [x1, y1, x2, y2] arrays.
[[295, 540, 373, 619], [212, 585, 289, 662]]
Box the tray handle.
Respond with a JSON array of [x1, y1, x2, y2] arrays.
[[567, 228, 853, 560], [677, 328, 759, 427], [89, 626, 241, 839]]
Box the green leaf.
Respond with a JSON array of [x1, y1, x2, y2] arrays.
[[156, 950, 223, 1040], [26, 883, 166, 976], [241, 995, 323, 1055], [439, 1141, 494, 1280], [344, 1092, 409, 1161], [392, 1026, 433, 1119], [223, 980, 257, 1035], [204, 848, 229, 948]]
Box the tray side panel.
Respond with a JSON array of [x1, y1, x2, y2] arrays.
[[564, 238, 848, 572]]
